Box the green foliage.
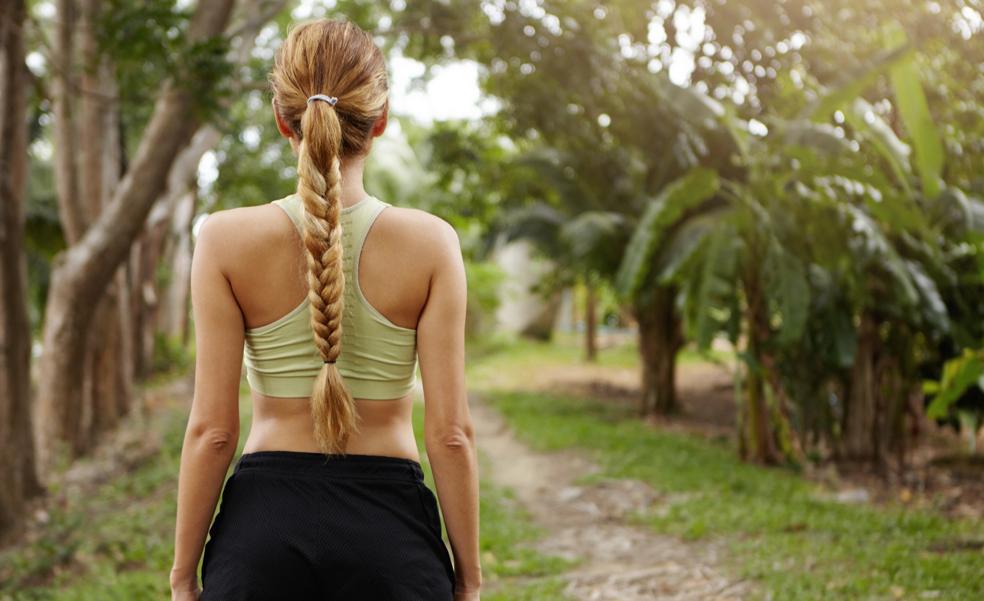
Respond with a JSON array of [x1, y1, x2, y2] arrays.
[[24, 159, 63, 335], [924, 349, 984, 420], [96, 0, 233, 139], [763, 237, 810, 345], [805, 43, 915, 124], [0, 404, 188, 599], [558, 210, 630, 276], [885, 26, 945, 199], [464, 259, 506, 339], [151, 332, 193, 378], [844, 98, 912, 194], [681, 221, 742, 349], [615, 168, 720, 298]]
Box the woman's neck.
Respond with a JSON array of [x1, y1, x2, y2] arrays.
[[338, 156, 368, 209]]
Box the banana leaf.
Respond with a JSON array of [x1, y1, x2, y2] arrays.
[[615, 167, 720, 298]]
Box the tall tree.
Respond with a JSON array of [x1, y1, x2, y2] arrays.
[[130, 0, 288, 379], [35, 0, 237, 475], [0, 0, 44, 541]]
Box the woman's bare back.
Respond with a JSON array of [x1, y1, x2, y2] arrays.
[[208, 192, 449, 461]]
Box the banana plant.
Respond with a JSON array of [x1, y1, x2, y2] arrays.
[[613, 168, 723, 414], [684, 25, 978, 465]]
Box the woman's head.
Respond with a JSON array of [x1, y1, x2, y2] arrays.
[[268, 18, 389, 455], [270, 18, 389, 159]]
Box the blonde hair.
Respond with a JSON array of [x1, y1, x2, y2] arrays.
[[269, 19, 389, 454]]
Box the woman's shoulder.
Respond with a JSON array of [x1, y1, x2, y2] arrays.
[[193, 200, 294, 265], [372, 202, 462, 262]]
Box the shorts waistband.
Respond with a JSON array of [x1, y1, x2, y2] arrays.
[[234, 450, 424, 482]]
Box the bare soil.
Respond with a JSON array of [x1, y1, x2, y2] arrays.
[[470, 392, 753, 600]]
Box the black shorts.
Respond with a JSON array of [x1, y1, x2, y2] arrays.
[[200, 450, 456, 600]]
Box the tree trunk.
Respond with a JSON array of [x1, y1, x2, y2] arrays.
[[133, 224, 166, 379], [75, 0, 125, 452], [635, 286, 682, 415], [842, 314, 917, 468], [760, 351, 804, 464], [115, 264, 136, 417], [739, 275, 784, 465], [160, 191, 197, 343], [52, 0, 86, 245], [843, 311, 879, 461], [35, 0, 237, 475], [0, 0, 45, 541], [584, 276, 597, 362]]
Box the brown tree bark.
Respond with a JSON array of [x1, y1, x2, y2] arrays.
[[0, 0, 45, 541], [584, 277, 597, 362], [132, 226, 164, 379], [738, 274, 784, 465], [842, 313, 916, 468], [160, 190, 197, 344], [634, 286, 683, 415], [74, 0, 126, 453], [36, 0, 237, 475], [843, 311, 879, 461], [51, 0, 86, 245]]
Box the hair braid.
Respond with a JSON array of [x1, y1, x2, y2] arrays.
[[270, 18, 389, 455], [297, 103, 356, 454]]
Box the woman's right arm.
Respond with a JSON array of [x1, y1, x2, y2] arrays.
[[417, 218, 481, 597]]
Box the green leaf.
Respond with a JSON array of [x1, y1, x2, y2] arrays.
[[659, 77, 725, 125], [558, 211, 630, 274], [926, 349, 984, 419], [886, 26, 944, 199], [902, 259, 950, 335], [615, 168, 720, 298], [686, 224, 739, 350], [804, 44, 914, 121], [653, 208, 733, 284], [842, 204, 919, 305], [777, 120, 853, 155], [764, 237, 810, 345], [844, 98, 913, 196], [559, 211, 626, 260], [500, 203, 565, 256]]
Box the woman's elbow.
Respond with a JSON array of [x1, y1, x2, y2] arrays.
[[187, 422, 239, 455], [426, 421, 476, 453]]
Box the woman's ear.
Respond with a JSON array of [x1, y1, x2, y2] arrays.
[[371, 100, 389, 138], [272, 98, 294, 140]]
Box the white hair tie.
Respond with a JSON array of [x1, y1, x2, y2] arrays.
[[307, 94, 338, 106]]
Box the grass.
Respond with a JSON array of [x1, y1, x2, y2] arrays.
[[0, 371, 568, 600], [0, 400, 190, 600], [466, 334, 984, 601]]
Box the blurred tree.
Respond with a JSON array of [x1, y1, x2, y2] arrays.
[[35, 0, 237, 474], [0, 0, 44, 542]]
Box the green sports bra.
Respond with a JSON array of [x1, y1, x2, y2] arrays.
[[242, 193, 418, 399]]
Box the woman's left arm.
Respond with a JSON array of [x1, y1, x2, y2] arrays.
[[170, 213, 246, 597]]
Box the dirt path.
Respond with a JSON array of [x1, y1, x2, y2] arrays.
[[470, 392, 752, 600]]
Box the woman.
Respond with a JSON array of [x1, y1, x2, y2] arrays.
[[169, 18, 480, 601]]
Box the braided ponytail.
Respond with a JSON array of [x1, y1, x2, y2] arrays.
[[297, 100, 356, 454], [270, 19, 390, 455]]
